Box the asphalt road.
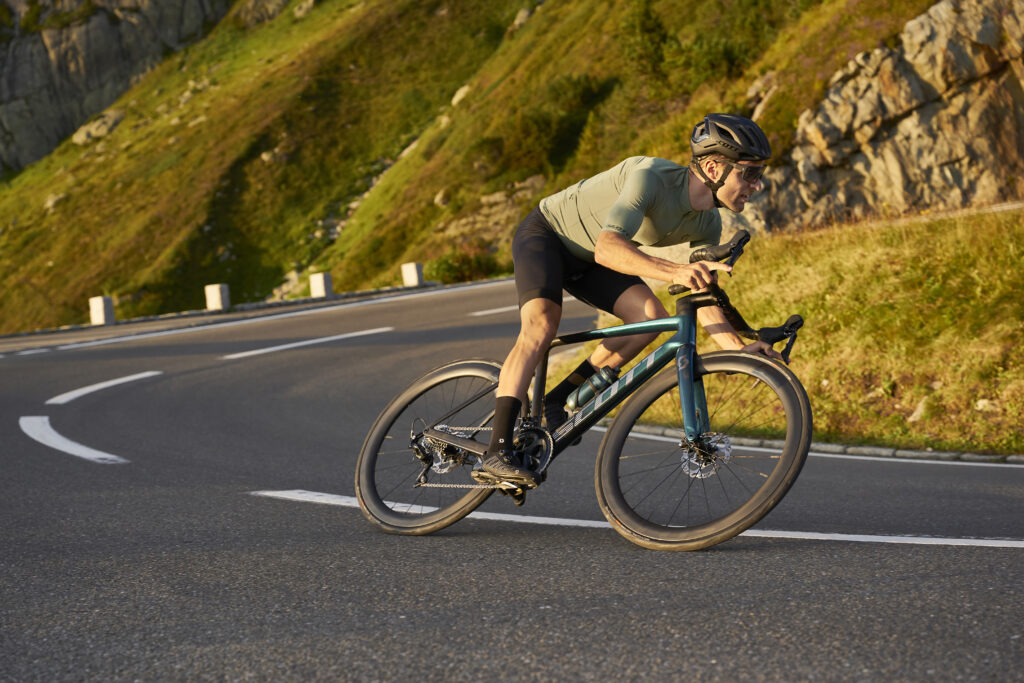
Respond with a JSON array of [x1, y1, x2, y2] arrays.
[[2, 280, 1022, 681]]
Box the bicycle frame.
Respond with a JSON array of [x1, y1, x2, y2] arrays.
[[421, 292, 720, 460], [535, 292, 719, 456]]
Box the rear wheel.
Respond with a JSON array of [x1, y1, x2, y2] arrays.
[[355, 360, 500, 535], [595, 352, 811, 551]]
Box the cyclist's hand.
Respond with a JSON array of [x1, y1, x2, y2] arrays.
[[673, 261, 731, 291], [742, 340, 783, 361]]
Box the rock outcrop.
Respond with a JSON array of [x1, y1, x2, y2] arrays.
[[0, 0, 230, 172], [742, 0, 1024, 233]]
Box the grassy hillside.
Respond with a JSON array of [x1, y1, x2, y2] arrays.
[[0, 0, 935, 333], [695, 208, 1024, 455]]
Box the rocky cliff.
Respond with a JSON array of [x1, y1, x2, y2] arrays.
[[0, 0, 231, 173], [740, 0, 1024, 234]]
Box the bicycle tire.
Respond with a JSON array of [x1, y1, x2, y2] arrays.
[[595, 351, 811, 551], [355, 360, 500, 535]]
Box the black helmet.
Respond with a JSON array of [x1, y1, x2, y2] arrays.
[[691, 113, 771, 161]]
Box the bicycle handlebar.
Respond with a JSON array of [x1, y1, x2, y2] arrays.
[[688, 229, 750, 267], [667, 230, 804, 363]]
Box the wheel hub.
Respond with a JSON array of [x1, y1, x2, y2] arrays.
[[680, 433, 733, 479]]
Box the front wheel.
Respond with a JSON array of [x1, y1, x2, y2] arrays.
[[595, 352, 812, 551], [355, 360, 501, 535]]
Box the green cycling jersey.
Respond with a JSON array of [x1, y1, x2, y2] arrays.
[[538, 156, 722, 262]]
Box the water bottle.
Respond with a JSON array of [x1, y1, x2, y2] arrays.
[[565, 366, 620, 412]]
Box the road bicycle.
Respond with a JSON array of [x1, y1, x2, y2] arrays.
[[355, 231, 812, 550]]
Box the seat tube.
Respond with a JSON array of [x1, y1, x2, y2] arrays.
[[531, 347, 549, 419], [674, 307, 701, 443]]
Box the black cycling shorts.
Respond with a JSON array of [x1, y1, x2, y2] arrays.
[[512, 207, 645, 314]]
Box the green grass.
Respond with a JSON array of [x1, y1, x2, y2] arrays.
[[694, 209, 1024, 454]]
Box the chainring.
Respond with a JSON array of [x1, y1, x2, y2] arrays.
[[515, 426, 554, 476]]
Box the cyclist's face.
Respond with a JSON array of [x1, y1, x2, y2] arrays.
[[714, 159, 765, 212]]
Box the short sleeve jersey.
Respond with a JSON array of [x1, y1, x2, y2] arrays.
[[538, 156, 721, 262]]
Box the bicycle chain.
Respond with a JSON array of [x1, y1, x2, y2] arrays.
[[415, 482, 504, 489], [419, 425, 534, 490]]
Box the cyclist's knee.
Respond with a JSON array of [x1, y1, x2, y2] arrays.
[[519, 298, 560, 334], [517, 319, 558, 350]]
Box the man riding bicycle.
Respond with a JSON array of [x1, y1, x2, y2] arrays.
[[479, 113, 782, 486]]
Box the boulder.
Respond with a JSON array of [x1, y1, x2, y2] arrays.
[[0, 0, 230, 172], [750, 0, 1024, 232]]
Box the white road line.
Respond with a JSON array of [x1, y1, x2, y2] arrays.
[[470, 305, 518, 317], [614, 430, 1024, 466], [45, 371, 164, 405], [50, 280, 510, 352], [16, 348, 50, 356], [604, 427, 1024, 468], [19, 416, 129, 464], [468, 297, 578, 317], [221, 327, 393, 360], [248, 490, 1024, 548]]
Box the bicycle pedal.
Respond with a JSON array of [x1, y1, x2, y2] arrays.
[[470, 468, 537, 490], [496, 487, 528, 506]]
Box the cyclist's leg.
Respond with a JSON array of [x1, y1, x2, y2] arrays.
[[496, 297, 562, 401], [481, 209, 565, 482], [589, 283, 668, 369], [565, 269, 666, 371]]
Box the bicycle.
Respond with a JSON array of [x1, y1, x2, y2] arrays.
[[354, 230, 812, 550]]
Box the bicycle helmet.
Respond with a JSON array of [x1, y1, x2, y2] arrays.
[[690, 113, 771, 208], [690, 113, 771, 161]]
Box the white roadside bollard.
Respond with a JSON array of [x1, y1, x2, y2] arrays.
[[205, 283, 230, 311], [401, 262, 424, 287], [310, 272, 333, 299], [89, 296, 115, 325]]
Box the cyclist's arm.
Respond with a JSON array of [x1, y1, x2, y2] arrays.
[[698, 306, 782, 359], [595, 233, 781, 359], [594, 231, 730, 290]]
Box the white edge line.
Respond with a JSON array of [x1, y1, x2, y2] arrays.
[[53, 280, 510, 352], [222, 327, 394, 360], [610, 428, 1024, 469], [19, 416, 129, 464], [45, 371, 164, 405], [248, 490, 1024, 549]]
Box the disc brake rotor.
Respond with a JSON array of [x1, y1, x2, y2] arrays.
[[680, 433, 733, 479]]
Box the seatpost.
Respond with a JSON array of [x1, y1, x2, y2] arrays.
[[530, 347, 549, 420]]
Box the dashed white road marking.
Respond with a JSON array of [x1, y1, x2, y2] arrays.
[[469, 305, 519, 317], [45, 371, 164, 405], [469, 297, 577, 317], [19, 416, 129, 464], [222, 327, 394, 360], [33, 280, 509, 353], [249, 490, 1024, 548]]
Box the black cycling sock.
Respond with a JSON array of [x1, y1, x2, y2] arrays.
[[545, 359, 597, 407], [488, 396, 522, 454]]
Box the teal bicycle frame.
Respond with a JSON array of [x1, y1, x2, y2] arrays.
[[534, 291, 719, 457], [421, 291, 721, 460]]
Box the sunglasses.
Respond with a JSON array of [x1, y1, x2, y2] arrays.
[[720, 160, 766, 184]]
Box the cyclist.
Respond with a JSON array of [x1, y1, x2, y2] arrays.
[[480, 113, 782, 485]]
